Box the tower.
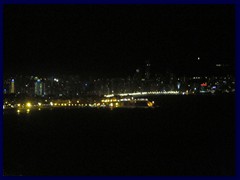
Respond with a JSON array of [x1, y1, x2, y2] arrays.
[[10, 79, 15, 94], [145, 60, 151, 80], [133, 68, 142, 81], [35, 79, 45, 96]]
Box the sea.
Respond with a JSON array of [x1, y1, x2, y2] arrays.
[[3, 95, 235, 176]]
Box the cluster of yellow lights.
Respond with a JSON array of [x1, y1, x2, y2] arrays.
[[101, 99, 118, 103], [91, 103, 101, 107], [9, 97, 155, 113], [50, 103, 82, 107]]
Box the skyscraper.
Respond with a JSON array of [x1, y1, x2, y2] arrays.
[[35, 79, 45, 96], [145, 60, 151, 80], [133, 69, 142, 81], [10, 79, 15, 94]]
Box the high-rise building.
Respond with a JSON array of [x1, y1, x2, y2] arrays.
[[145, 60, 151, 80], [10, 79, 15, 94], [133, 69, 142, 81], [35, 79, 45, 96]]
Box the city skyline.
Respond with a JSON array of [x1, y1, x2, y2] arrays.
[[3, 4, 236, 176]]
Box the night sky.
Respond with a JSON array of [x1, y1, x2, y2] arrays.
[[4, 5, 235, 78]]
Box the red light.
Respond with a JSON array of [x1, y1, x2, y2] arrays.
[[201, 83, 207, 87]]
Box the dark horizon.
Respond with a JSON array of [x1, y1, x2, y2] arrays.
[[4, 5, 235, 78]]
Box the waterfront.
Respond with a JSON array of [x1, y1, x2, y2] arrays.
[[3, 95, 235, 176]]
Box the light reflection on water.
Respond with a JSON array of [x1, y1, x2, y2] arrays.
[[16, 109, 31, 114], [26, 109, 30, 114]]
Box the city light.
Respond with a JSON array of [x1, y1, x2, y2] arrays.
[[3, 71, 235, 112], [147, 102, 153, 107], [54, 78, 59, 82], [105, 94, 114, 98], [201, 83, 207, 87], [107, 91, 180, 97], [26, 102, 32, 108]]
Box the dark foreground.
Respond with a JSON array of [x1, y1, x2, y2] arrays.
[[4, 95, 235, 176]]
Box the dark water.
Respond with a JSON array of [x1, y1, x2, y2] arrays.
[[4, 95, 235, 176]]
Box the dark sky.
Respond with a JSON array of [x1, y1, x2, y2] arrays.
[[4, 5, 235, 78]]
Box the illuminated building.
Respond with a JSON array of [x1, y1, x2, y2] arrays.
[[10, 79, 15, 94], [177, 82, 181, 90], [35, 79, 45, 96]]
